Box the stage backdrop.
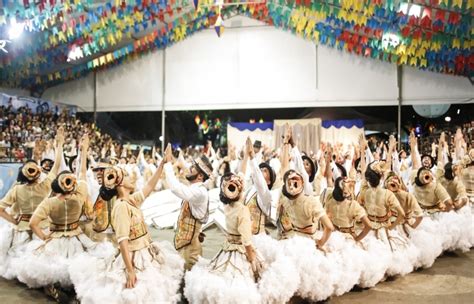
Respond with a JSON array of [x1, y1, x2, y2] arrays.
[[273, 118, 322, 154], [321, 119, 365, 147], [227, 122, 274, 151]]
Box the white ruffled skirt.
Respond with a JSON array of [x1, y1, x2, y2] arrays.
[[70, 240, 184, 304], [185, 235, 298, 304], [368, 227, 419, 277], [15, 233, 116, 288], [184, 241, 263, 304], [0, 225, 47, 280]]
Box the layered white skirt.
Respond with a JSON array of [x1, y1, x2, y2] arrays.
[[185, 234, 298, 304], [70, 240, 184, 304], [15, 233, 116, 288], [0, 225, 47, 280]]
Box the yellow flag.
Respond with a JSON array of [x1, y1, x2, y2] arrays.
[[468, 0, 474, 9], [452, 0, 462, 8], [397, 45, 406, 55], [313, 30, 320, 42], [452, 38, 461, 49]]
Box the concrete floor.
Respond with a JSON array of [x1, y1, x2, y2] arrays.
[[1, 227, 472, 303]]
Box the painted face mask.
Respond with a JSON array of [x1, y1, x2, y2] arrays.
[[58, 173, 78, 193], [283, 170, 304, 199], [220, 174, 244, 202]]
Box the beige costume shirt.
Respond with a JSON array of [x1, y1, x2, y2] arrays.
[[1, 171, 56, 231], [324, 191, 366, 230], [32, 180, 88, 237], [279, 194, 326, 238], [461, 167, 473, 196], [111, 191, 150, 252], [413, 182, 451, 210], [359, 186, 401, 229], [224, 200, 253, 248], [392, 190, 423, 220]]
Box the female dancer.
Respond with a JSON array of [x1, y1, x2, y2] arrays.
[[184, 172, 265, 304], [0, 126, 64, 280], [16, 134, 114, 302], [359, 160, 419, 276], [70, 153, 184, 304]]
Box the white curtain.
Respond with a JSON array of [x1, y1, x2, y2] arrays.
[[321, 126, 364, 147], [273, 118, 322, 153], [227, 125, 273, 152]]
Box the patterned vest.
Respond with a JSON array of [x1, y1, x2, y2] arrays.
[[245, 192, 266, 235], [92, 196, 114, 233], [174, 200, 207, 250], [277, 203, 293, 238]]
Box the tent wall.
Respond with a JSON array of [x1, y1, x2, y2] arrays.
[[0, 87, 30, 97], [41, 17, 473, 112]]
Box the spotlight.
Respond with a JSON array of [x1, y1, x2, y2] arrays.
[[445, 116, 451, 122], [67, 45, 84, 62], [457, 109, 460, 115], [8, 19, 24, 40], [159, 136, 164, 142]]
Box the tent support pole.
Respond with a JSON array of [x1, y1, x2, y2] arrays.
[[161, 49, 166, 153], [397, 65, 402, 150]]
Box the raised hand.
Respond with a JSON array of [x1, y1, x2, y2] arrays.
[[164, 143, 173, 163], [55, 126, 65, 147], [409, 131, 417, 148], [80, 133, 90, 150], [246, 137, 255, 159], [388, 135, 397, 152], [358, 134, 367, 150]]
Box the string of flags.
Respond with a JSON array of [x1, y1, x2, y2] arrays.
[[0, 0, 472, 90]]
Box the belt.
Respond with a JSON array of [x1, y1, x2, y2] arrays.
[[17, 214, 32, 222], [227, 233, 242, 245], [334, 225, 355, 235], [419, 202, 443, 210], [293, 224, 315, 235], [368, 212, 391, 223], [50, 221, 80, 232]]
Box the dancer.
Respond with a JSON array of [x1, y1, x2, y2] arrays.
[[91, 161, 119, 243], [436, 133, 468, 210], [164, 143, 212, 270], [70, 156, 184, 304], [324, 176, 371, 242], [0, 126, 64, 280], [16, 134, 113, 302], [241, 137, 276, 235], [184, 172, 265, 303], [359, 159, 419, 276]]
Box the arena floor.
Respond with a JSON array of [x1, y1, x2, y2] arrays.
[[1, 227, 472, 304]]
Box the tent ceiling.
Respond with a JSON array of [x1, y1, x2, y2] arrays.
[[0, 0, 472, 91]]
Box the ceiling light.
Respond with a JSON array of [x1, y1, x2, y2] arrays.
[[444, 116, 451, 122], [67, 46, 84, 62], [8, 19, 24, 40]]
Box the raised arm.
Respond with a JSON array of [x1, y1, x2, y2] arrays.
[[78, 134, 89, 181], [409, 131, 421, 170], [358, 135, 368, 177], [279, 124, 292, 176], [142, 160, 165, 198], [246, 138, 272, 213], [163, 144, 204, 202], [385, 135, 396, 174], [291, 139, 313, 195], [437, 132, 446, 168], [50, 126, 65, 175], [325, 144, 334, 187], [240, 143, 249, 176]]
